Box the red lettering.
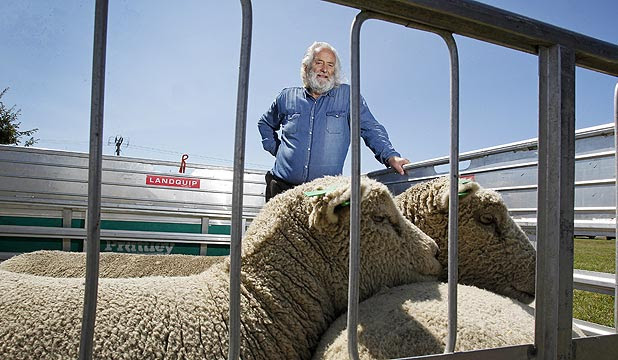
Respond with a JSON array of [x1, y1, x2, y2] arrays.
[[146, 175, 201, 189]]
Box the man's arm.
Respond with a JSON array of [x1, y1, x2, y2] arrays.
[[257, 96, 282, 156], [358, 96, 409, 174], [387, 155, 410, 175]]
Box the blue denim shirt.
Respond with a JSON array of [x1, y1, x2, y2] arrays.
[[258, 84, 400, 185]]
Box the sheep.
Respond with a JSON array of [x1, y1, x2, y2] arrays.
[[313, 281, 588, 359], [312, 281, 580, 360], [395, 176, 536, 304], [0, 250, 223, 278], [0, 176, 442, 360], [310, 177, 563, 359]]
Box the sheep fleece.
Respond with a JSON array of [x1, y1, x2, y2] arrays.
[[0, 250, 223, 278], [0, 176, 441, 359], [395, 176, 536, 303], [313, 282, 536, 359]]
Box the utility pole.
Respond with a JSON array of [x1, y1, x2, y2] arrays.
[[114, 136, 123, 156]]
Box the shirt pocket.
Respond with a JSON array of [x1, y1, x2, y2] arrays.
[[283, 113, 300, 134], [326, 110, 348, 134]]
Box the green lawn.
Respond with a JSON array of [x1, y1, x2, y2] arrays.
[[573, 238, 615, 327]]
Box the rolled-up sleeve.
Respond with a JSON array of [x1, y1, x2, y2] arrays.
[[258, 95, 282, 156], [359, 95, 400, 165]]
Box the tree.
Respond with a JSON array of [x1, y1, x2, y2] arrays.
[[0, 87, 38, 147]]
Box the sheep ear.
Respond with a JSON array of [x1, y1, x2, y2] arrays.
[[306, 182, 369, 230], [438, 178, 480, 209]]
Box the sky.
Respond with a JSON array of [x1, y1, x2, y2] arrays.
[[2, 0, 617, 175]]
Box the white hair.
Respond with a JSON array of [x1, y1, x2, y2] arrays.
[[300, 41, 345, 89]]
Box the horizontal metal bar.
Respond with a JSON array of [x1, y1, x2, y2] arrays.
[[0, 196, 262, 218], [0, 175, 266, 200], [573, 334, 618, 359], [367, 123, 614, 178], [573, 319, 616, 336], [510, 207, 616, 214], [0, 162, 268, 187], [515, 218, 616, 230], [490, 179, 617, 193], [374, 151, 615, 187], [573, 269, 617, 296], [323, 0, 618, 75], [0, 225, 231, 244], [394, 344, 533, 360]]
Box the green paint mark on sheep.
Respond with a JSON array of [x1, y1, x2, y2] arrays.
[[304, 185, 350, 208], [303, 185, 339, 197]]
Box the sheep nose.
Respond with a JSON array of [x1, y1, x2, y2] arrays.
[[432, 242, 440, 256]]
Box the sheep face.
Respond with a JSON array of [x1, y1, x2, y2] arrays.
[[241, 176, 441, 313], [395, 177, 536, 304]]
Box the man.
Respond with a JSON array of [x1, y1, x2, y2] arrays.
[[258, 41, 410, 202]]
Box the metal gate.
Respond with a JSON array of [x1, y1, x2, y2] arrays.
[[75, 0, 618, 359]]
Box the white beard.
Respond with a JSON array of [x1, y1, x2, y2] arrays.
[[308, 69, 335, 95]]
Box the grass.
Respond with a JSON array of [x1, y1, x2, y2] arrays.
[[572, 238, 615, 328]]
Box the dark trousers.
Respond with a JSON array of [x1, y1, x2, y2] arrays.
[[265, 171, 295, 202]]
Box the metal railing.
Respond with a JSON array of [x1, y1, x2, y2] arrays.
[[228, 0, 252, 359], [349, 10, 461, 358], [79, 0, 108, 358], [75, 1, 255, 359], [614, 82, 618, 334], [327, 0, 618, 359], [73, 0, 618, 359]]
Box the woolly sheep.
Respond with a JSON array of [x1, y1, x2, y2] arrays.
[[395, 176, 536, 304], [0, 176, 441, 359], [313, 177, 583, 359], [0, 250, 222, 278], [313, 281, 569, 360]]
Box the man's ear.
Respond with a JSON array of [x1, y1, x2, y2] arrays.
[[438, 178, 480, 210]]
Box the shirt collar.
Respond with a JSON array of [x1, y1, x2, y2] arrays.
[[304, 85, 337, 99]]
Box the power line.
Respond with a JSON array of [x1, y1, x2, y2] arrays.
[[36, 138, 271, 169]]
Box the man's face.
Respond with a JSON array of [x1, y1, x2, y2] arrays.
[[311, 48, 336, 84], [308, 48, 336, 94]]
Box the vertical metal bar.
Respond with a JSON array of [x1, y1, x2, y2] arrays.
[[614, 82, 618, 334], [228, 0, 252, 359], [349, 11, 462, 359], [439, 32, 460, 353], [200, 217, 209, 256], [78, 0, 108, 359], [348, 10, 370, 360], [536, 44, 576, 360], [62, 208, 72, 251]]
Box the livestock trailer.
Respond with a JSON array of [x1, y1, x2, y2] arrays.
[[368, 122, 618, 242], [0, 144, 266, 260]]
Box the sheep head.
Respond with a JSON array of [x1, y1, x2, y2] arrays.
[[395, 177, 536, 304], [241, 176, 441, 313]]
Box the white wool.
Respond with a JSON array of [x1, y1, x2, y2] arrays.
[[0, 176, 441, 360], [395, 177, 536, 304], [0, 250, 223, 278], [313, 282, 584, 360]]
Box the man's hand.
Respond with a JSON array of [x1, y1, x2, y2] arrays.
[[387, 156, 410, 176]]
